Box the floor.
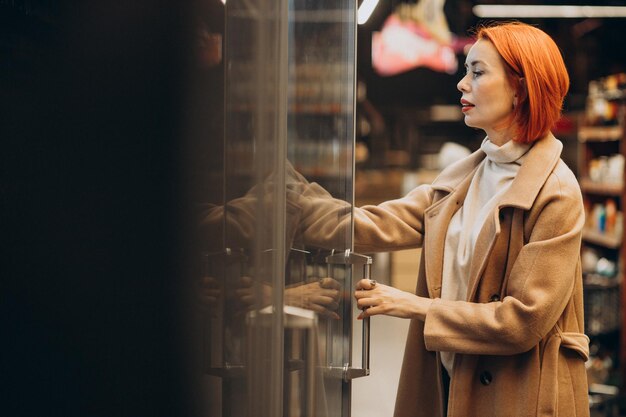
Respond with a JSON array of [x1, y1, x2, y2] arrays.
[[352, 315, 410, 417]]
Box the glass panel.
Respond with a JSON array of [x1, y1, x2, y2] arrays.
[[203, 0, 356, 416], [286, 1, 356, 415], [223, 1, 289, 416]]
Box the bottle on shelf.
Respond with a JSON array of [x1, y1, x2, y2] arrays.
[[578, 72, 626, 386]]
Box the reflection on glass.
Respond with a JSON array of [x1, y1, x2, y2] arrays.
[[201, 0, 356, 416], [201, 163, 359, 416]]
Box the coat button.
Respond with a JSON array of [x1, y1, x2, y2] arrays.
[[489, 294, 500, 302], [479, 371, 492, 386]]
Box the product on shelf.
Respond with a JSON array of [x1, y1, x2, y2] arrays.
[[588, 154, 624, 185], [585, 73, 626, 126], [578, 75, 625, 382]]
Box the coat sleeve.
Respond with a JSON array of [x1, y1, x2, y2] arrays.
[[199, 160, 435, 254], [423, 173, 585, 355], [296, 182, 435, 253]]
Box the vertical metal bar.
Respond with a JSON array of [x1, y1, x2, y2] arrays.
[[276, 2, 289, 417], [271, 0, 289, 414], [306, 325, 316, 417], [348, 0, 357, 251], [346, 4, 358, 416], [326, 260, 334, 367], [250, 0, 289, 416], [362, 263, 371, 372]]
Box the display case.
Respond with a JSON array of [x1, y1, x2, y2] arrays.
[[205, 1, 367, 417], [578, 73, 626, 388]]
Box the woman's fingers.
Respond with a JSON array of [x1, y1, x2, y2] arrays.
[[308, 303, 341, 320], [355, 278, 378, 291], [358, 305, 385, 319], [356, 296, 381, 310], [311, 288, 340, 299], [309, 294, 335, 305], [354, 279, 385, 318], [318, 277, 341, 290]]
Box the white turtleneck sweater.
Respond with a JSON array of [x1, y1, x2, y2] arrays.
[[439, 137, 532, 375]]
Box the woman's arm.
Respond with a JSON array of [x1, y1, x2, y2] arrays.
[[353, 172, 584, 357], [297, 182, 435, 252], [354, 278, 433, 320]]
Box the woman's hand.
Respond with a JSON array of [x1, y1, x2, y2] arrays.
[[354, 279, 432, 321], [285, 277, 342, 320], [197, 275, 221, 316]]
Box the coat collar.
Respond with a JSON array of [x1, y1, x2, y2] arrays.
[[499, 133, 563, 209], [423, 133, 564, 300], [431, 133, 563, 209]]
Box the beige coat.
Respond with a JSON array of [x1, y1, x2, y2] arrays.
[[204, 134, 590, 416], [349, 134, 589, 417]]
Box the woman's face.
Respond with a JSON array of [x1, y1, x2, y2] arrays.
[[457, 39, 517, 144]]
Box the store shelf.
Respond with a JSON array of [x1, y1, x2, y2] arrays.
[[579, 125, 623, 142], [289, 9, 352, 23], [584, 273, 621, 288], [290, 103, 349, 114], [579, 178, 624, 196], [229, 9, 348, 22], [230, 103, 349, 115], [584, 279, 621, 336], [579, 74, 626, 385], [603, 89, 626, 101], [582, 228, 622, 249]]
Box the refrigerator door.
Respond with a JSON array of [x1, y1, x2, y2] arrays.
[[202, 0, 361, 416]]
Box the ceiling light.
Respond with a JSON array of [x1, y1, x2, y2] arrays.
[[358, 0, 380, 25], [473, 5, 626, 18]]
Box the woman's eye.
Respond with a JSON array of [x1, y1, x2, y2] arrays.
[[463, 69, 483, 78]]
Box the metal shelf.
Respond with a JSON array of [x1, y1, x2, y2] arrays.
[[582, 228, 622, 249], [579, 178, 624, 196], [578, 125, 623, 142]]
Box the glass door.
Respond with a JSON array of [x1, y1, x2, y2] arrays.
[[203, 0, 362, 416]]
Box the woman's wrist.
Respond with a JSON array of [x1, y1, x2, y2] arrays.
[[414, 296, 434, 321]]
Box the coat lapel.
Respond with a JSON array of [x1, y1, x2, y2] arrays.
[[421, 149, 485, 298], [465, 208, 501, 301], [464, 134, 564, 301], [428, 134, 565, 302], [423, 172, 475, 298]]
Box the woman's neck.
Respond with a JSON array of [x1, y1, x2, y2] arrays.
[[485, 129, 513, 146]]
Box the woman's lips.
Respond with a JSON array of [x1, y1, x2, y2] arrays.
[[461, 99, 474, 113]]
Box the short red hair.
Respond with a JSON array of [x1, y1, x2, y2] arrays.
[[476, 22, 569, 143]]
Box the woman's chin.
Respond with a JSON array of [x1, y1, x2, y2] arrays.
[[463, 118, 478, 129]]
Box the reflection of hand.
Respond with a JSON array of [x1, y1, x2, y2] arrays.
[[197, 276, 221, 316], [285, 277, 342, 319], [354, 279, 432, 320], [234, 276, 272, 312], [227, 276, 342, 319]]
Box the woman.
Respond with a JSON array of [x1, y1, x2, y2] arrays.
[[352, 22, 589, 416]]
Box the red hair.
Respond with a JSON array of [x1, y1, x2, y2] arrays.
[[476, 22, 569, 143]]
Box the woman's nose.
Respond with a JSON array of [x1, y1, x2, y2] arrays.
[[457, 75, 469, 92]]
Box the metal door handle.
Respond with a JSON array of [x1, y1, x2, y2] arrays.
[[326, 249, 372, 381], [203, 248, 247, 378]]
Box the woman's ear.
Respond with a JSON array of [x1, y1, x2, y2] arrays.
[[517, 77, 528, 102], [513, 77, 526, 109]]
